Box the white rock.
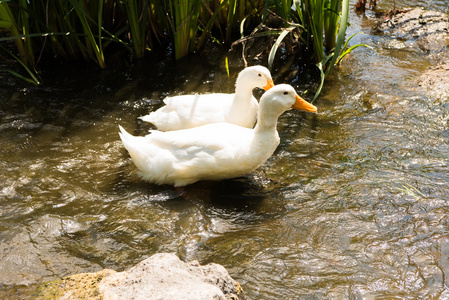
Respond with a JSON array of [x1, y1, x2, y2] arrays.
[[99, 253, 243, 300]]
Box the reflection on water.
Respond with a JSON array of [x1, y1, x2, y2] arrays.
[[2, 0, 449, 298]]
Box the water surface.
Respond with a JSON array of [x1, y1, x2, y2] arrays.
[[1, 0, 449, 298]]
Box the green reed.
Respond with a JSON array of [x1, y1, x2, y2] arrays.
[[167, 0, 201, 60], [0, 0, 40, 84], [119, 0, 149, 58], [69, 0, 106, 68], [0, 1, 32, 66], [324, 0, 340, 52], [0, 0, 365, 93], [293, 0, 367, 99]]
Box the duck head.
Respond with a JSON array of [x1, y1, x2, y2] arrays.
[[261, 84, 317, 114], [236, 65, 275, 91]]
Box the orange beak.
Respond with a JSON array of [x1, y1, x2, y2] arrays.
[[292, 94, 317, 113], [263, 79, 275, 91]]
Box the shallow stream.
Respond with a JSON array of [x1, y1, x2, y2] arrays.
[[1, 0, 449, 298]]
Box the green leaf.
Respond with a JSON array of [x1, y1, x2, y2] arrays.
[[268, 29, 291, 70], [325, 0, 349, 76], [313, 52, 332, 101], [336, 43, 372, 64], [1, 44, 41, 85], [6, 70, 39, 85]]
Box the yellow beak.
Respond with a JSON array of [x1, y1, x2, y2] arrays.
[[263, 79, 275, 91], [292, 94, 317, 113]]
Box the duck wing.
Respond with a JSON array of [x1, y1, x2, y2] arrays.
[[140, 94, 235, 131], [146, 123, 251, 161], [119, 124, 268, 186]]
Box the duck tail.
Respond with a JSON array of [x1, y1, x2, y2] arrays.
[[118, 125, 138, 156], [118, 125, 151, 174], [138, 114, 154, 123], [118, 125, 134, 145]]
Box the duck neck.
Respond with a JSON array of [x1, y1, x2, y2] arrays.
[[227, 78, 256, 124], [252, 111, 281, 159], [254, 111, 279, 135], [232, 79, 254, 107]]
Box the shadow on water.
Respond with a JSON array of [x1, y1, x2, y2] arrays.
[[2, 0, 449, 298]]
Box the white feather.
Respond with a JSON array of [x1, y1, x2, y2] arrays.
[[139, 66, 274, 131], [119, 84, 317, 186]]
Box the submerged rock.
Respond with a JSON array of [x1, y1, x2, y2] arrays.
[[415, 63, 449, 100], [380, 8, 449, 52], [36, 269, 115, 300], [36, 253, 245, 300]]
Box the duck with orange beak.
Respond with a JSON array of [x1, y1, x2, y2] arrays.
[[139, 65, 275, 131], [119, 84, 317, 187]]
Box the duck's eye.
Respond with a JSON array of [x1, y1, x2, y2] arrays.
[[258, 73, 262, 77], [283, 92, 288, 95]]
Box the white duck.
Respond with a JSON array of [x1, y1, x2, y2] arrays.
[[119, 84, 317, 187], [139, 65, 274, 131]]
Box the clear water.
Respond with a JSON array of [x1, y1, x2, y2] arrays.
[[1, 0, 449, 298]]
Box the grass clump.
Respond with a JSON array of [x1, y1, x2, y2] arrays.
[[0, 0, 367, 96]]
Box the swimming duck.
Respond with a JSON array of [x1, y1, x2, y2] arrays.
[[139, 65, 274, 131], [119, 84, 317, 187]]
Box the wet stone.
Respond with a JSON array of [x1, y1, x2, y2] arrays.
[[37, 253, 245, 300], [35, 269, 115, 300], [379, 8, 449, 100], [415, 63, 449, 100], [98, 253, 245, 300], [380, 8, 449, 52]]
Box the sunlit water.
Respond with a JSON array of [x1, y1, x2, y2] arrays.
[[1, 0, 449, 298]]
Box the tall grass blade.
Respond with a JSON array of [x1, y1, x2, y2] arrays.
[[120, 0, 149, 58], [97, 0, 103, 55], [167, 0, 202, 59], [1, 45, 41, 84], [313, 53, 332, 101], [335, 43, 371, 63], [18, 0, 35, 66], [325, 0, 349, 76], [226, 0, 237, 44], [68, 0, 106, 68], [197, 0, 228, 50], [268, 29, 290, 70], [396, 184, 426, 199], [0, 1, 31, 66], [335, 32, 372, 64], [324, 0, 340, 51]]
